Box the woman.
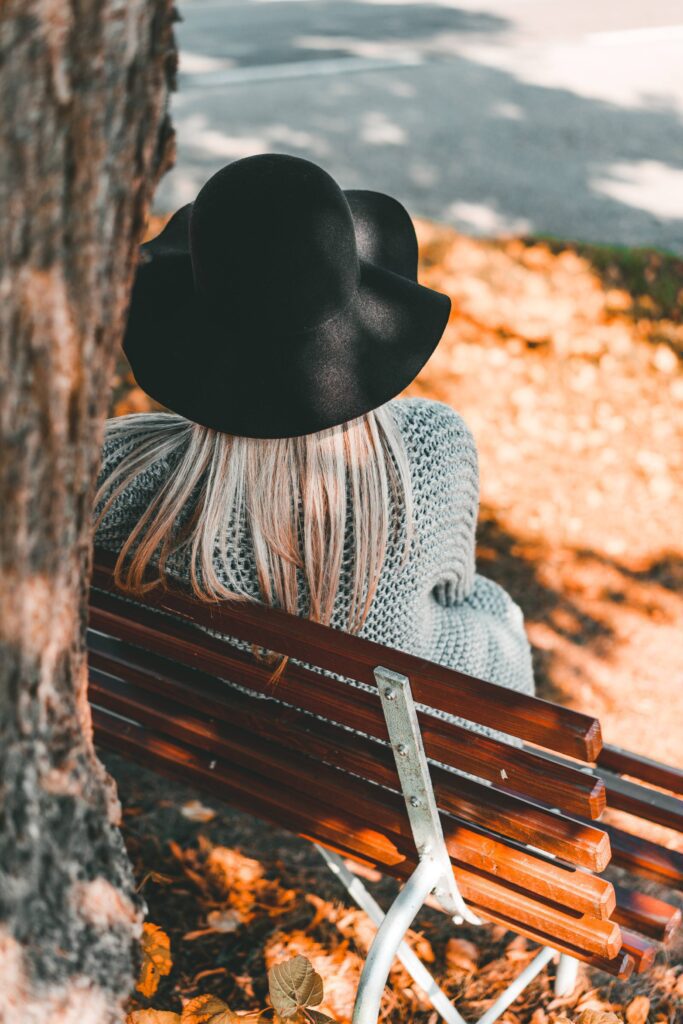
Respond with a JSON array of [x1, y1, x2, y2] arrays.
[[94, 154, 534, 729]]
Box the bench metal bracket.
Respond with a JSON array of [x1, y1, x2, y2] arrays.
[[315, 666, 578, 1024]]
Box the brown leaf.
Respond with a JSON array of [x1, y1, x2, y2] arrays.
[[444, 937, 478, 974], [181, 994, 238, 1024], [575, 1012, 623, 1024], [137, 923, 173, 998], [181, 800, 216, 823], [268, 956, 324, 1018], [206, 908, 243, 933], [126, 1013, 181, 1024], [625, 995, 650, 1024]]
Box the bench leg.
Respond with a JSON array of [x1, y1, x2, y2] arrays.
[[476, 947, 555, 1024], [554, 954, 580, 997], [317, 846, 467, 1024], [350, 856, 444, 1024]]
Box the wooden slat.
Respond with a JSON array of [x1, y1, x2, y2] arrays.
[[619, 931, 656, 974], [91, 551, 603, 761], [582, 951, 634, 981], [88, 634, 610, 869], [605, 823, 683, 891], [87, 598, 606, 819], [595, 768, 683, 833], [91, 706, 621, 961], [89, 668, 615, 920], [613, 885, 681, 943], [598, 745, 683, 796]]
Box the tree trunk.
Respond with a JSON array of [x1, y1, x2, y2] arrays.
[[0, 3, 176, 1021]]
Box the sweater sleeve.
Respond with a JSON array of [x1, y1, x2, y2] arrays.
[[391, 399, 535, 697], [429, 573, 535, 696]]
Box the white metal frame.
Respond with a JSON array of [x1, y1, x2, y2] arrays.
[[315, 667, 580, 1024]]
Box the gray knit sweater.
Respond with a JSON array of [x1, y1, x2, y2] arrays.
[[95, 397, 535, 730]]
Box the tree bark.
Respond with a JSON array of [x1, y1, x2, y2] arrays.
[[0, 3, 176, 1021]]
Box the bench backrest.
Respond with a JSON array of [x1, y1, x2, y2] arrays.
[[88, 548, 683, 980]]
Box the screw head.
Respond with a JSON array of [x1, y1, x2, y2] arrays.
[[384, 687, 396, 701], [397, 743, 408, 756], [410, 796, 421, 808]]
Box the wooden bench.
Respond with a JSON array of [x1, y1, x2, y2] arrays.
[[87, 548, 683, 1024]]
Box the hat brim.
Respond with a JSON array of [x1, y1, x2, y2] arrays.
[[124, 250, 449, 438]]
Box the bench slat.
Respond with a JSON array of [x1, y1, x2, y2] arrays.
[[91, 552, 602, 761], [88, 598, 605, 819], [91, 705, 622, 961], [88, 636, 610, 871], [613, 886, 682, 943], [604, 823, 683, 890], [89, 668, 615, 920], [618, 931, 656, 974], [598, 745, 683, 796], [595, 768, 683, 833]]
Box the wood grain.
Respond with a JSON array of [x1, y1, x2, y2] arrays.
[[92, 705, 622, 961], [91, 549, 603, 760], [88, 594, 606, 819]]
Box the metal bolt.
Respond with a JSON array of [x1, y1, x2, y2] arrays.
[[410, 796, 421, 808], [384, 687, 396, 701], [397, 743, 408, 757]]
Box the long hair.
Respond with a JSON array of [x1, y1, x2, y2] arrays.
[[94, 405, 414, 677]]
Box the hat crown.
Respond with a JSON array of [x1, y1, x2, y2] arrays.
[[190, 154, 359, 333]]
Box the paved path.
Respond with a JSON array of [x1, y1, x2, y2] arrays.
[[158, 0, 683, 251]]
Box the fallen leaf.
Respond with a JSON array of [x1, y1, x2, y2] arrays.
[[181, 800, 216, 823], [444, 937, 479, 973], [137, 923, 173, 998], [626, 995, 650, 1024], [268, 956, 324, 1018], [575, 1012, 623, 1024], [127, 1013, 181, 1024], [181, 994, 238, 1024], [206, 908, 242, 933], [136, 870, 176, 894]]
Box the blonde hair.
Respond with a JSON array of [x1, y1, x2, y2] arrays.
[[94, 406, 414, 677]]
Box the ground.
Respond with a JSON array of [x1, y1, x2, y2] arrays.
[[107, 220, 683, 1023]]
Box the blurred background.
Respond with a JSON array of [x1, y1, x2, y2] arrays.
[[159, 0, 683, 251]]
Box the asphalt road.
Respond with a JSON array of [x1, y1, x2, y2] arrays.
[[157, 0, 683, 252]]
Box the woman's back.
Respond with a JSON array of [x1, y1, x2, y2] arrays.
[[95, 396, 533, 702]]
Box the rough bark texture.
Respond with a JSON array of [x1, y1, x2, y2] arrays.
[[0, 3, 176, 1021]]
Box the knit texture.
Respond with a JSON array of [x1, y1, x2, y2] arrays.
[[94, 397, 535, 736]]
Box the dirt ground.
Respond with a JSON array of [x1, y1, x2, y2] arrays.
[[108, 221, 683, 1023]]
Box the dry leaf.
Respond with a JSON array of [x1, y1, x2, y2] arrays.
[[444, 937, 479, 973], [575, 1012, 623, 1024], [136, 870, 176, 894], [181, 994, 238, 1024], [137, 923, 173, 998], [127, 1013, 181, 1024], [625, 995, 650, 1024], [206, 908, 242, 933], [268, 956, 324, 1018], [181, 800, 216, 823]]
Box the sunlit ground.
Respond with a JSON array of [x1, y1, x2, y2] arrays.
[[111, 221, 683, 1023]]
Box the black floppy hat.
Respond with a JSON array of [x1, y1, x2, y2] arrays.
[[124, 154, 450, 438]]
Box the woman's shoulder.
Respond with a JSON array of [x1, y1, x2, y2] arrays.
[[387, 397, 477, 460]]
